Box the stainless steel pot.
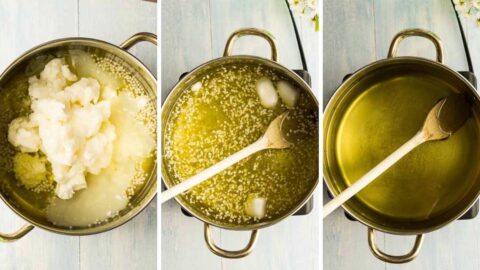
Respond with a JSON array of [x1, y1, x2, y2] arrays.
[[0, 32, 157, 241], [162, 28, 319, 258], [324, 28, 480, 263]]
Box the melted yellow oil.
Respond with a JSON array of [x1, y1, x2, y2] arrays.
[[335, 72, 480, 220], [164, 63, 318, 225]]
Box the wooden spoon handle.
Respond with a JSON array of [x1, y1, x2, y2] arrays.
[[323, 132, 425, 219], [161, 137, 266, 204]]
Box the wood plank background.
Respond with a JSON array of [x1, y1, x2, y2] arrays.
[[324, 1, 480, 270], [0, 1, 157, 270], [161, 1, 319, 270]]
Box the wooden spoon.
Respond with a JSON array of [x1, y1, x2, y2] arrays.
[[323, 94, 471, 218], [161, 112, 291, 204]]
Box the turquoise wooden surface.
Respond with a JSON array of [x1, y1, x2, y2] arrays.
[[161, 1, 320, 270], [324, 1, 480, 270], [0, 1, 157, 270]]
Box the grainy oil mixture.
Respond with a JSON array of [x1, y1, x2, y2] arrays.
[[164, 63, 318, 225]]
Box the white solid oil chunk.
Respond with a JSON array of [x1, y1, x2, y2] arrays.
[[245, 196, 267, 219], [64, 78, 100, 106], [256, 77, 278, 109], [277, 80, 299, 108], [8, 117, 41, 153], [8, 58, 115, 200], [191, 82, 202, 92]]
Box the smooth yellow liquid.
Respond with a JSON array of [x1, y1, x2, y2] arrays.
[[164, 63, 318, 225], [335, 73, 480, 220]]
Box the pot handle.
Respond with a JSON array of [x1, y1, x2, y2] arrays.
[[387, 28, 444, 64], [119, 32, 157, 50], [367, 228, 424, 264], [204, 223, 258, 259], [0, 224, 34, 243], [223, 28, 278, 62]]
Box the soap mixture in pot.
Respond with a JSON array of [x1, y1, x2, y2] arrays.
[[335, 71, 480, 220], [164, 63, 318, 226], [0, 51, 156, 227], [9, 58, 116, 200]]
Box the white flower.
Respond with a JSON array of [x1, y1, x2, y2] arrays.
[[288, 0, 319, 31], [473, 0, 480, 9], [455, 0, 480, 25]]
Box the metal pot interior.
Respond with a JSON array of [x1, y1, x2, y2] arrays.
[[0, 39, 157, 235], [324, 57, 480, 234], [162, 56, 319, 230]]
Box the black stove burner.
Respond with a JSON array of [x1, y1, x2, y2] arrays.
[[327, 70, 479, 221], [169, 69, 314, 217]]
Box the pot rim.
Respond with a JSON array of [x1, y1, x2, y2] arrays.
[[0, 36, 158, 236], [323, 55, 480, 235], [161, 54, 319, 231]]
